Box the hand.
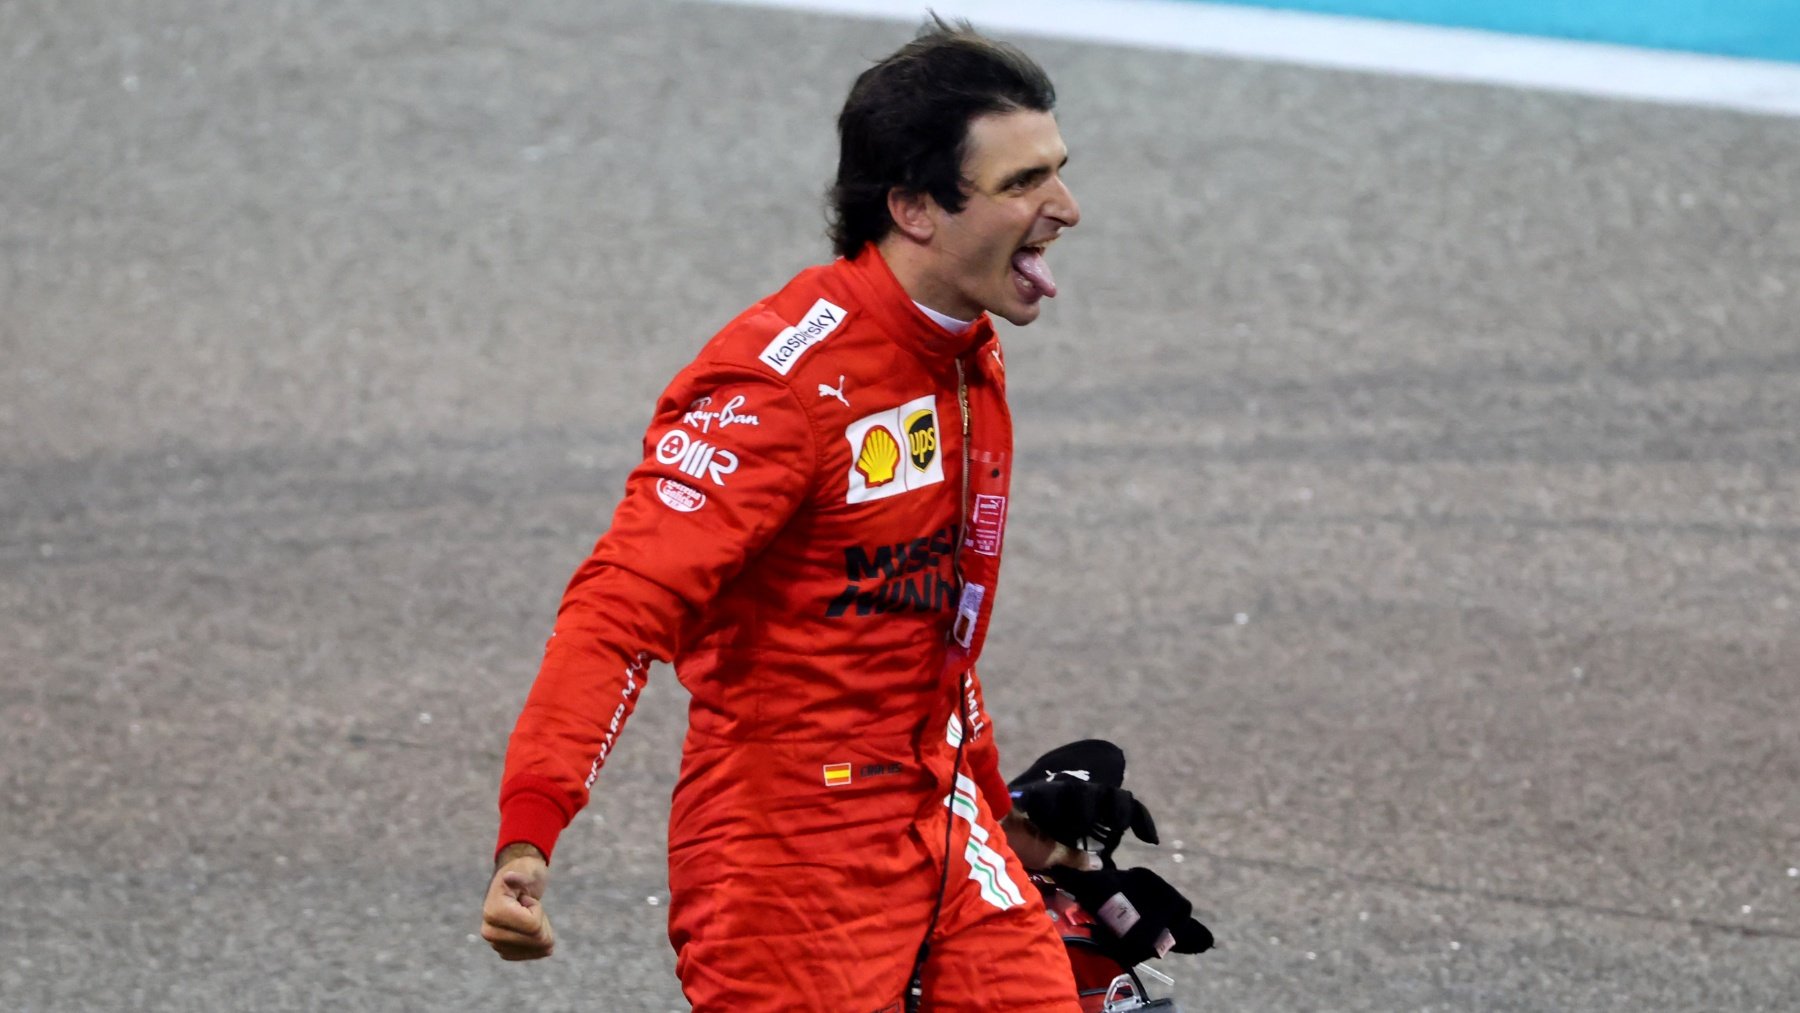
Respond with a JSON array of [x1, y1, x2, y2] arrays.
[[1009, 777, 1159, 859], [1050, 865, 1214, 966], [481, 843, 555, 960], [1001, 809, 1102, 872]]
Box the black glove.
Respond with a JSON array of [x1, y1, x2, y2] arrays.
[[1009, 777, 1158, 859], [1008, 739, 1158, 861], [1050, 866, 1214, 965]]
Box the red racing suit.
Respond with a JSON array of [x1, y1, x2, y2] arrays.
[[496, 247, 1078, 1012]]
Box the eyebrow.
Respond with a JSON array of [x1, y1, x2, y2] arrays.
[[994, 153, 1070, 193]]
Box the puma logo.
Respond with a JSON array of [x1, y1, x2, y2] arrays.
[[818, 375, 850, 407]]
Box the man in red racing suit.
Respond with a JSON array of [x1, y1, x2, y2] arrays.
[[480, 19, 1083, 1012]]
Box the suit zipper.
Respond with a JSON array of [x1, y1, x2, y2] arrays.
[[954, 359, 970, 582], [911, 360, 977, 1013]]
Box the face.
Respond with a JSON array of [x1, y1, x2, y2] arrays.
[[923, 109, 1080, 326]]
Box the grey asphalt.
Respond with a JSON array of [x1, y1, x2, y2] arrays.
[[4, 1, 1798, 1010]]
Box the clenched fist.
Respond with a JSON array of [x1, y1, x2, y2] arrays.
[[481, 843, 555, 961]]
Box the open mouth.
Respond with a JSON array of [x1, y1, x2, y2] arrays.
[[1010, 238, 1058, 300]]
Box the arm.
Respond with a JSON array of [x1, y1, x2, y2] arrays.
[[492, 564, 683, 862], [483, 368, 815, 956], [495, 371, 815, 860], [960, 663, 1014, 821]]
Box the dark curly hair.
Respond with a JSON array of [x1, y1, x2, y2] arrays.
[[828, 15, 1057, 259]]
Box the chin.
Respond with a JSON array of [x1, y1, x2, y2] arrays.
[[992, 302, 1042, 327]]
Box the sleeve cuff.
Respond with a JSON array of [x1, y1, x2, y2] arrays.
[[975, 757, 1014, 821], [496, 786, 572, 864]]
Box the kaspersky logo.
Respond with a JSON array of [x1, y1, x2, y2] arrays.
[[844, 394, 944, 504], [758, 299, 847, 376]]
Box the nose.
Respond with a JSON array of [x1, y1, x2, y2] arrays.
[[1046, 174, 1080, 229]]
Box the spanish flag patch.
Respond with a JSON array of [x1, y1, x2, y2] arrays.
[[823, 763, 853, 787]]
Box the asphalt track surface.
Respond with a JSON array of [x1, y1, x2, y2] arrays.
[[4, 1, 1799, 1010]]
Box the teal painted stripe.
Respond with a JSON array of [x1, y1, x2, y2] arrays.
[[1204, 1, 1800, 63]]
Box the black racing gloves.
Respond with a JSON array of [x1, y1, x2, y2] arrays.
[[1010, 777, 1158, 859], [1008, 739, 1158, 862], [1050, 865, 1215, 966], [1010, 738, 1217, 966]]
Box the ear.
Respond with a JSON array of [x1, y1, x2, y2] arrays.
[[886, 187, 937, 243]]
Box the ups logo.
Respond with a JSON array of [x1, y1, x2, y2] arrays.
[[904, 408, 937, 472]]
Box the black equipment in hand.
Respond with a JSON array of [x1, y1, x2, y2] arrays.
[[1008, 739, 1159, 860], [1050, 865, 1215, 966], [1010, 777, 1158, 858]]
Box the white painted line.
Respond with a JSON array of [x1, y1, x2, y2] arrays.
[[695, 0, 1800, 118]]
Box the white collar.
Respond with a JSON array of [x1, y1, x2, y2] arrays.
[[913, 300, 975, 336]]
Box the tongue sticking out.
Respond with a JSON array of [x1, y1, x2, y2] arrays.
[[1010, 247, 1058, 298]]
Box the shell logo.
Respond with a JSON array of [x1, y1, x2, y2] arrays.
[[855, 426, 901, 486]]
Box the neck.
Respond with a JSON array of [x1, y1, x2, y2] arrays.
[[876, 234, 980, 321]]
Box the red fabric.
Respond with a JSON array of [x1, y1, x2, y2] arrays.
[[1037, 878, 1134, 1012], [496, 247, 1062, 1007], [671, 768, 1078, 1011]]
